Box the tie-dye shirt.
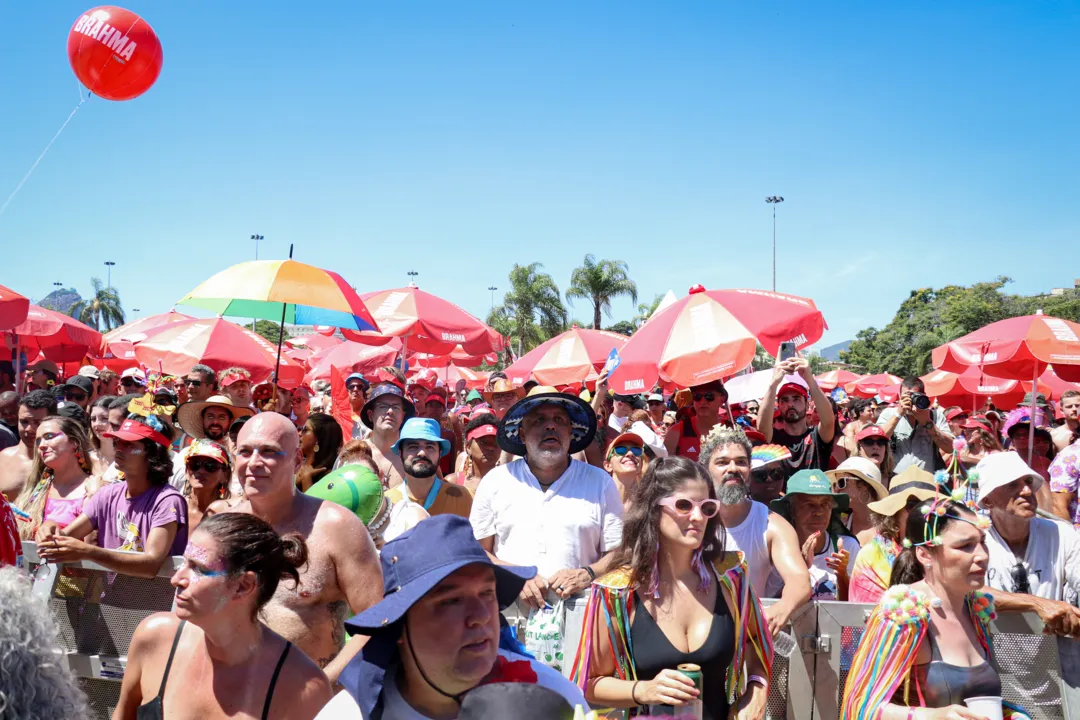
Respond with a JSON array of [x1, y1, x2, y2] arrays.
[[1049, 440, 1080, 529]]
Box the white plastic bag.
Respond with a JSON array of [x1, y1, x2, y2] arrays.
[[524, 600, 565, 671]]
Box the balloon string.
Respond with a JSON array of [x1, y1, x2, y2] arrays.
[[0, 96, 90, 222]]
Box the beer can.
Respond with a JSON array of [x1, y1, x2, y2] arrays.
[[677, 663, 702, 692]]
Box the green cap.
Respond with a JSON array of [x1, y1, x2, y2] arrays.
[[466, 389, 483, 403], [770, 468, 850, 517]]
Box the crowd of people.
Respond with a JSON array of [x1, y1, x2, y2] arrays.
[[1, 351, 1079, 719]]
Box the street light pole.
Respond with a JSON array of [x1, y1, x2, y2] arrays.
[[407, 270, 419, 285], [104, 261, 116, 289], [765, 196, 784, 291], [487, 286, 497, 313], [251, 234, 264, 260]]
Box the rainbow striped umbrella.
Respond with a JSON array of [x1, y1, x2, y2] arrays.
[[177, 259, 379, 332]]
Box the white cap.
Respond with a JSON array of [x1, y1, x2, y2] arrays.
[[121, 367, 146, 384], [647, 393, 664, 403], [628, 420, 667, 458], [77, 365, 100, 379], [975, 451, 1044, 509]]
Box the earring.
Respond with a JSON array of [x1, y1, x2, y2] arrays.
[[314, 444, 320, 453]]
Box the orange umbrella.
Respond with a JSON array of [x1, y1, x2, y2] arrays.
[[815, 369, 862, 391]]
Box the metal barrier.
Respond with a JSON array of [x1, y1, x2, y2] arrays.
[[25, 541, 182, 719], [24, 542, 1077, 720]]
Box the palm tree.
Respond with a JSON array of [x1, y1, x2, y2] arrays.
[[633, 293, 666, 327], [488, 263, 568, 357], [565, 255, 638, 330], [69, 277, 125, 331]]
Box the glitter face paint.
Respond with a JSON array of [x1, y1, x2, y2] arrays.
[[183, 541, 228, 578]]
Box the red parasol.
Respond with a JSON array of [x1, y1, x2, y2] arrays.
[[815, 369, 863, 391], [1026, 366, 1080, 402], [609, 286, 827, 393], [504, 327, 629, 387], [0, 285, 29, 332], [845, 373, 902, 399], [414, 346, 498, 369], [287, 333, 343, 353], [347, 285, 506, 356], [103, 310, 195, 344], [135, 317, 305, 388], [304, 339, 404, 384], [931, 313, 1080, 382], [10, 305, 104, 363], [414, 365, 489, 391], [919, 367, 1051, 411]]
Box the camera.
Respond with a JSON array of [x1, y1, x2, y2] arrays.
[[910, 392, 931, 411]]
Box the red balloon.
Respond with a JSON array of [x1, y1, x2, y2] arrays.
[[67, 6, 162, 101]]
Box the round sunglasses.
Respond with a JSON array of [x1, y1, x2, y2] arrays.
[[659, 497, 721, 518]]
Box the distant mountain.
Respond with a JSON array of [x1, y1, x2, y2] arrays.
[[39, 288, 81, 314], [819, 340, 852, 362]]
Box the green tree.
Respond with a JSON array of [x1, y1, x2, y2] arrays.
[[565, 254, 638, 330], [68, 277, 125, 331], [604, 320, 636, 336], [634, 293, 666, 327], [252, 320, 291, 345], [488, 263, 568, 356]]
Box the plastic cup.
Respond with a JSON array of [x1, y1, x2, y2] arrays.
[[773, 630, 797, 657], [964, 696, 1003, 720]]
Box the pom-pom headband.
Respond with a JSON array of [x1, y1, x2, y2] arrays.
[[901, 498, 990, 549]]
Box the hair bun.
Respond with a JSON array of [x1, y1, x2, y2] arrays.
[[279, 531, 309, 575]]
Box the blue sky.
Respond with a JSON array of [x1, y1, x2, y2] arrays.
[[3, 2, 1079, 347]]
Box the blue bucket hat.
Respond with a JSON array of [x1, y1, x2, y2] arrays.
[[391, 417, 451, 458], [345, 515, 535, 633], [360, 383, 416, 429], [346, 372, 369, 389]]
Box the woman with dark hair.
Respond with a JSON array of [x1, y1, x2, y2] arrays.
[[856, 425, 896, 481], [38, 415, 188, 578], [179, 438, 233, 528], [88, 395, 117, 475], [840, 398, 876, 456], [572, 456, 772, 720], [841, 499, 1031, 720], [114, 513, 333, 719], [16, 416, 99, 540], [297, 412, 344, 491]]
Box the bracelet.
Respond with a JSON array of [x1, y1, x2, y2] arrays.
[[630, 680, 641, 705], [747, 674, 768, 691], [582, 566, 596, 581]]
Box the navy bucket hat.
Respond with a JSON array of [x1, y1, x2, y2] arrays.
[[345, 515, 535, 635]]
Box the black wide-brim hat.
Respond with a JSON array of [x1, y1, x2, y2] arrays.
[[360, 383, 416, 430], [497, 386, 597, 456]]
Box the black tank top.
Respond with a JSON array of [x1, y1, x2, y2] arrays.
[[630, 589, 735, 720], [897, 625, 1002, 708], [136, 620, 292, 720]]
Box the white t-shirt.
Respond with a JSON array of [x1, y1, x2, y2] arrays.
[[765, 533, 859, 600], [470, 458, 624, 578], [984, 515, 1080, 710], [722, 501, 773, 599], [377, 649, 588, 719], [608, 413, 629, 433], [383, 498, 428, 545]]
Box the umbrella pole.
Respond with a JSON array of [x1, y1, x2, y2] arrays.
[[13, 336, 22, 395], [271, 244, 294, 387], [1028, 363, 1038, 467]]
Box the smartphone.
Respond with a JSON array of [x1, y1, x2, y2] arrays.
[[779, 342, 797, 361]]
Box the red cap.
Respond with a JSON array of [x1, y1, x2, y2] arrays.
[[102, 418, 171, 448], [778, 382, 809, 399], [856, 425, 887, 442], [466, 423, 498, 443], [220, 370, 250, 388], [744, 428, 767, 444], [945, 408, 968, 422], [410, 369, 438, 390]]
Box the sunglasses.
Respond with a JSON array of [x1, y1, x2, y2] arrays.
[[750, 469, 785, 484], [610, 445, 643, 457], [184, 378, 203, 387], [121, 378, 140, 387], [1011, 562, 1031, 595], [693, 392, 718, 402], [860, 437, 888, 448], [347, 384, 366, 393], [188, 458, 226, 474], [659, 497, 721, 518], [65, 391, 87, 402]]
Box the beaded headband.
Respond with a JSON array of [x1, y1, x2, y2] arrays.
[[901, 434, 988, 548]]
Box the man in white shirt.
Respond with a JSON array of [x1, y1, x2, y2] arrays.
[[608, 393, 635, 433], [471, 386, 624, 677], [976, 451, 1080, 712]]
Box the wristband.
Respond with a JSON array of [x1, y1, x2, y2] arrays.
[[630, 680, 641, 705], [747, 674, 768, 690], [581, 566, 596, 581]]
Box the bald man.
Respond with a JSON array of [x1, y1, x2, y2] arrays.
[[230, 413, 383, 684]]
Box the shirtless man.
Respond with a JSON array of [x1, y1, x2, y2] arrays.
[[1052, 390, 1080, 452], [0, 390, 57, 500], [231, 413, 383, 684], [361, 384, 412, 489]]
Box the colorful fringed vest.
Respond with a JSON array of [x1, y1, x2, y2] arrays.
[[840, 585, 1030, 720], [569, 551, 774, 710]]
